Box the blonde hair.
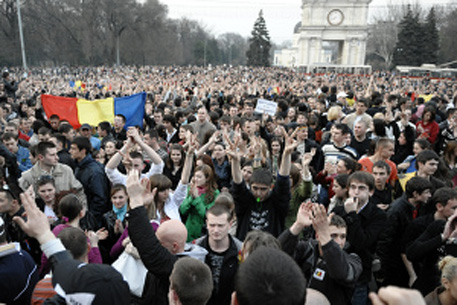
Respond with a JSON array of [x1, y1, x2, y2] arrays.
[[439, 256, 457, 280], [373, 112, 385, 120], [327, 106, 342, 121]]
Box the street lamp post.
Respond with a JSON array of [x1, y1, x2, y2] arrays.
[[17, 0, 27, 70]]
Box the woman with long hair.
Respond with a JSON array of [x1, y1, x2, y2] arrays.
[[416, 106, 440, 145], [180, 164, 220, 241], [163, 143, 185, 190], [100, 184, 128, 262], [152, 139, 195, 223], [268, 136, 284, 178], [442, 141, 457, 186]]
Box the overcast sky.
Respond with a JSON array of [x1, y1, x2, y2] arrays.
[[159, 0, 454, 44]]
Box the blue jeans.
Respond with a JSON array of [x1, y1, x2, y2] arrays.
[[352, 282, 369, 305]]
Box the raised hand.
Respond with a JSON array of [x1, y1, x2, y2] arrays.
[[225, 129, 241, 162], [13, 192, 54, 245], [126, 169, 145, 209], [302, 151, 314, 167], [311, 204, 331, 239], [443, 212, 457, 240], [127, 126, 142, 143], [119, 150, 133, 170], [283, 127, 298, 155], [296, 201, 313, 227]]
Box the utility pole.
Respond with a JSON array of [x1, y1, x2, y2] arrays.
[[229, 44, 232, 65], [204, 38, 207, 67], [116, 35, 120, 66], [17, 0, 27, 70]]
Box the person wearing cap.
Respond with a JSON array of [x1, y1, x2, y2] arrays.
[[337, 91, 348, 106], [0, 217, 39, 305], [80, 123, 101, 152], [13, 191, 130, 305]]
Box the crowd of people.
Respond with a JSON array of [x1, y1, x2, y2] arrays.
[[1, 65, 457, 305]]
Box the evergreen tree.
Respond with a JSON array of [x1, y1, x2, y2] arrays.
[[422, 7, 439, 64], [393, 5, 424, 66], [246, 10, 271, 67]]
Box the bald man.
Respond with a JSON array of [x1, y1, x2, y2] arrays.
[[126, 170, 209, 305], [156, 220, 187, 254]]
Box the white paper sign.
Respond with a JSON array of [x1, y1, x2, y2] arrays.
[[255, 99, 277, 116]]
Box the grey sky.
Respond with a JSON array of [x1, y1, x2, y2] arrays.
[[160, 0, 454, 44]]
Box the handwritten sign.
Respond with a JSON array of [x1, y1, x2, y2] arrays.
[[255, 99, 277, 117]]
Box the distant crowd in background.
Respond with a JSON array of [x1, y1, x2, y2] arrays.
[[2, 65, 457, 305]]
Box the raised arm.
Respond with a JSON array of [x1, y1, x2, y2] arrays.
[[225, 132, 242, 184], [181, 136, 197, 185], [126, 169, 176, 277], [196, 131, 219, 158], [106, 137, 132, 170], [279, 128, 298, 176], [128, 127, 163, 165]]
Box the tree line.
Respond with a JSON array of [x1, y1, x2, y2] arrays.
[[0, 0, 249, 66], [367, 4, 457, 69]]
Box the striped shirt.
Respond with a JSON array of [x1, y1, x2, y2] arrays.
[[322, 143, 358, 164]]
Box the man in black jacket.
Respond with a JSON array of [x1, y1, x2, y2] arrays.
[[70, 137, 110, 227], [405, 188, 457, 295], [377, 176, 432, 288], [195, 205, 242, 305], [279, 202, 362, 305], [332, 171, 387, 305], [126, 168, 211, 305]]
